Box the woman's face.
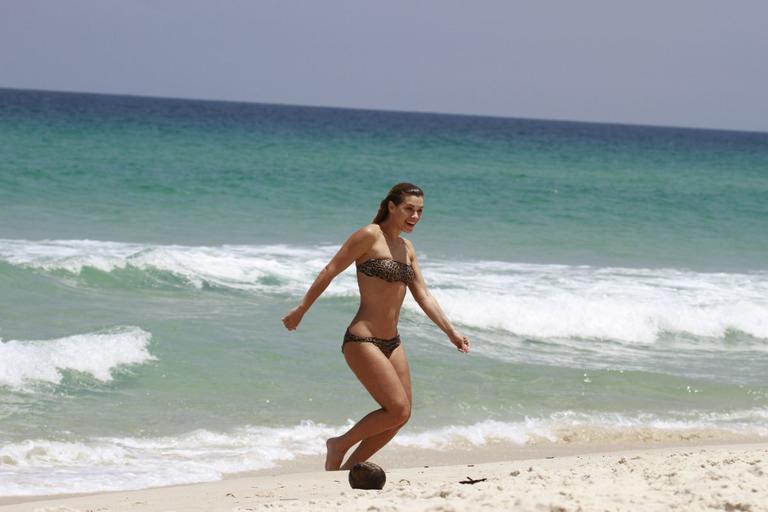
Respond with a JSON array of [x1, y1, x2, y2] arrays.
[[390, 195, 424, 234]]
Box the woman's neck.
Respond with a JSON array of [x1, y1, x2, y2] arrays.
[[379, 219, 400, 241]]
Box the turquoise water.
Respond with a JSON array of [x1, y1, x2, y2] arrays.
[[1, 88, 767, 496]]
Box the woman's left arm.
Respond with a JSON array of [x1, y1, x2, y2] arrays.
[[406, 240, 470, 353]]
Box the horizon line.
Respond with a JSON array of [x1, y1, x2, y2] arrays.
[[2, 86, 766, 136]]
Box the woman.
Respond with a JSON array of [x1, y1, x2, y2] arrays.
[[282, 183, 470, 471]]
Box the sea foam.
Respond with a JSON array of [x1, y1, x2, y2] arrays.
[[424, 262, 768, 344], [0, 326, 155, 390], [2, 238, 767, 344], [1, 410, 765, 496]]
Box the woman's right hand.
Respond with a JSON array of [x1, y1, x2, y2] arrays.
[[282, 305, 306, 331]]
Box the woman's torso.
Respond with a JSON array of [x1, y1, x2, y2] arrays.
[[347, 229, 413, 339]]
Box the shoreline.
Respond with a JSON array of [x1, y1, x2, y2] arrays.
[[2, 438, 766, 511]]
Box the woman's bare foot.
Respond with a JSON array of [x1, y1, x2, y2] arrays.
[[325, 437, 346, 471]]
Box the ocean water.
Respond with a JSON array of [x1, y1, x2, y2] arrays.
[[1, 88, 767, 496]]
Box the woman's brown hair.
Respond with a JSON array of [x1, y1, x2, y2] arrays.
[[372, 183, 424, 225]]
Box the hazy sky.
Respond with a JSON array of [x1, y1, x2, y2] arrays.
[[1, 0, 767, 131]]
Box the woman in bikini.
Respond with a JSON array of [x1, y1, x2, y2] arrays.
[[282, 182, 470, 471]]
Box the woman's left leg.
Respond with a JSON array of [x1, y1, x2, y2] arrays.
[[340, 344, 412, 470], [326, 342, 409, 470]]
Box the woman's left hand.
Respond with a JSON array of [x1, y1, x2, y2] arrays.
[[282, 304, 306, 331], [449, 330, 470, 353]]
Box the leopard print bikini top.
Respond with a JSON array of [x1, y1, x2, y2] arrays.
[[356, 258, 415, 285]]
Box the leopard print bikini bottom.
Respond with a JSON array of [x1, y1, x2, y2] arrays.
[[341, 329, 401, 358]]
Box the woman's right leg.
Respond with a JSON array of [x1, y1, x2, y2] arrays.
[[339, 344, 412, 470], [325, 342, 410, 471]]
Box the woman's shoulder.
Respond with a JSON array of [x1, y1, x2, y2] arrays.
[[357, 223, 383, 238], [340, 225, 381, 260], [361, 223, 381, 232], [346, 224, 383, 246]]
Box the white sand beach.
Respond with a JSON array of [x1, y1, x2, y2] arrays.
[[1, 442, 765, 512]]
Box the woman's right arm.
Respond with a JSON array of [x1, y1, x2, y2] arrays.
[[282, 225, 377, 331]]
